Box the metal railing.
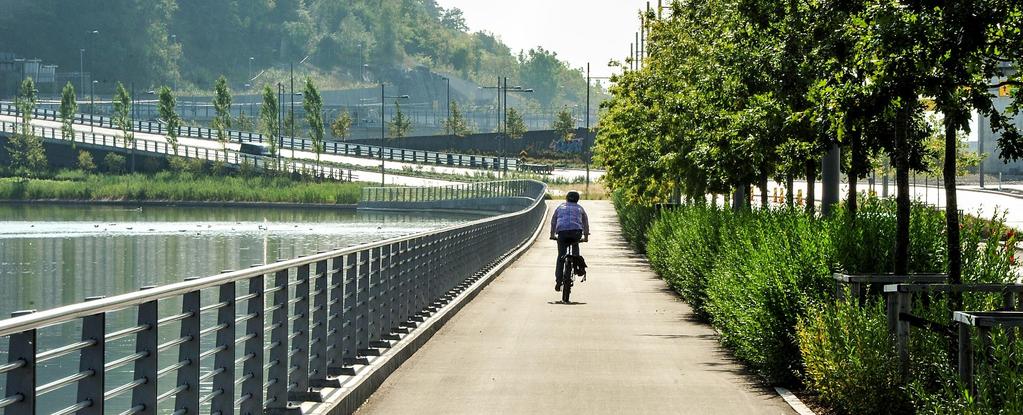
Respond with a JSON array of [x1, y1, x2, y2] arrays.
[[0, 120, 357, 182], [0, 180, 546, 414], [0, 104, 518, 171]]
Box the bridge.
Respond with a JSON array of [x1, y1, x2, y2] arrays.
[[0, 180, 794, 415]]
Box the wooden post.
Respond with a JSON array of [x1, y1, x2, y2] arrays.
[[896, 291, 911, 381], [959, 323, 975, 396]]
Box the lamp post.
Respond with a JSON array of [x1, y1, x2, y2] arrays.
[[90, 80, 98, 134], [79, 49, 85, 96], [380, 83, 410, 186], [482, 80, 532, 174]]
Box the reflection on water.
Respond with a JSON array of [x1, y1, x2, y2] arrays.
[[0, 203, 481, 316], [0, 203, 482, 413]]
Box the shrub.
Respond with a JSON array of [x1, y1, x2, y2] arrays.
[[646, 206, 726, 317], [103, 153, 126, 173], [77, 150, 96, 171], [797, 297, 911, 414], [611, 190, 657, 252], [705, 210, 834, 384]]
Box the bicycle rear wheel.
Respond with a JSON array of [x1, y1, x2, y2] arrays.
[[561, 257, 573, 303]]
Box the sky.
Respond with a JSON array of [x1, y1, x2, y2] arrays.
[[434, 0, 652, 78]]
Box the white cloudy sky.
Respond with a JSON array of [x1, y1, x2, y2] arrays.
[[435, 0, 652, 77]]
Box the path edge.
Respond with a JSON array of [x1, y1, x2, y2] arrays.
[[304, 204, 549, 415], [775, 387, 816, 415]]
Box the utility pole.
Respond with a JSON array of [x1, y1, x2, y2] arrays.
[[290, 63, 295, 159], [586, 63, 590, 195], [381, 83, 385, 186]]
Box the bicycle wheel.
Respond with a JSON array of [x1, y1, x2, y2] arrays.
[[561, 257, 573, 303]]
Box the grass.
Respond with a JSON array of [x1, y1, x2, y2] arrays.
[[0, 170, 368, 205]]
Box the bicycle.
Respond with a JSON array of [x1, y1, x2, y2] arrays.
[[559, 238, 587, 304]]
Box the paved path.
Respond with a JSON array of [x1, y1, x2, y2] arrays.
[[356, 201, 794, 415]]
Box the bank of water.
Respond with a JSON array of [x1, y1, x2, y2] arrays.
[[0, 203, 482, 413]]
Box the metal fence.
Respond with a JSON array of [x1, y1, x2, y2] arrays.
[[0, 120, 357, 182], [0, 104, 518, 171], [0, 180, 546, 414]]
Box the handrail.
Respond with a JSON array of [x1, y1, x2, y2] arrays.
[[0, 179, 547, 414], [0, 103, 518, 171], [0, 119, 357, 182]]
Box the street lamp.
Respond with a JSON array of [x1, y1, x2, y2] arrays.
[[248, 57, 254, 87], [79, 49, 85, 96], [380, 83, 410, 186], [90, 80, 98, 133], [482, 79, 533, 173]]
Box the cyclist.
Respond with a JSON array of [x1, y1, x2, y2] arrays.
[[550, 190, 590, 292]]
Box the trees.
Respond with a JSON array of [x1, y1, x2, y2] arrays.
[[158, 86, 181, 155], [212, 76, 233, 160], [59, 82, 77, 146], [303, 78, 325, 165], [506, 108, 527, 140], [113, 82, 134, 172], [6, 78, 47, 175], [331, 111, 353, 141], [388, 101, 413, 139], [260, 85, 280, 162], [444, 100, 472, 137], [552, 107, 576, 141]]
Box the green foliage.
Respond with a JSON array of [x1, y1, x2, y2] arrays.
[[260, 85, 280, 159], [1, 2, 596, 107], [113, 83, 134, 150], [235, 113, 255, 132], [303, 78, 325, 162], [0, 171, 366, 204], [388, 101, 412, 139], [551, 107, 575, 141], [59, 82, 78, 145], [646, 205, 723, 318], [6, 78, 47, 176], [506, 108, 527, 139], [330, 111, 352, 140], [609, 190, 657, 252], [797, 298, 910, 414], [445, 100, 472, 137], [212, 76, 232, 157], [76, 151, 96, 172], [103, 153, 126, 174], [157, 86, 181, 154]]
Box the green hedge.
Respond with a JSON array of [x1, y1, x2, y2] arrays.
[[616, 196, 1023, 413]]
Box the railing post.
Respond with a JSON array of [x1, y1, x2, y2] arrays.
[[240, 274, 266, 415], [131, 296, 159, 415], [356, 250, 372, 356], [211, 281, 236, 415], [289, 264, 317, 401], [341, 252, 363, 368], [309, 259, 330, 386], [6, 310, 37, 414], [78, 300, 106, 415], [174, 289, 200, 414], [266, 269, 291, 411], [327, 254, 353, 376]]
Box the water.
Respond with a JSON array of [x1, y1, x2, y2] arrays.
[[0, 203, 482, 413]]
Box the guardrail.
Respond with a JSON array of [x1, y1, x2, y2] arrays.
[[0, 103, 518, 171], [360, 180, 544, 213], [0, 120, 357, 182], [0, 180, 546, 414]]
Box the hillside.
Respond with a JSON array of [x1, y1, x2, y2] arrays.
[[0, 0, 600, 107]]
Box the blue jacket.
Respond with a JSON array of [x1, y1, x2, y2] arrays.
[[550, 202, 590, 237]]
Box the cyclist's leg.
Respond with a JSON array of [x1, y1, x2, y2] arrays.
[[555, 232, 569, 283]]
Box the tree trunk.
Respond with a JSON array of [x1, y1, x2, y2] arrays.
[[895, 107, 911, 275], [759, 174, 769, 209], [805, 159, 816, 215], [848, 138, 860, 217], [944, 121, 963, 312], [732, 185, 747, 212], [786, 175, 794, 207]]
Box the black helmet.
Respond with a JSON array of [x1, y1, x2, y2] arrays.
[[566, 190, 581, 203]]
